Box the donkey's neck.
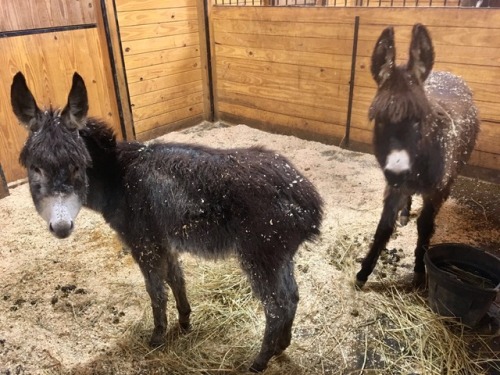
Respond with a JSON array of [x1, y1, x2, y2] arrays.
[[80, 120, 125, 222]]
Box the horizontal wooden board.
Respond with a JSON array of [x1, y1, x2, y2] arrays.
[[124, 45, 201, 70], [345, 0, 464, 6], [357, 24, 500, 48], [131, 80, 203, 109], [348, 127, 373, 145], [214, 18, 355, 38], [217, 74, 351, 112], [134, 102, 204, 133], [117, 7, 198, 27], [0, 0, 96, 32], [122, 32, 200, 56], [218, 102, 346, 140], [116, 0, 196, 12], [218, 67, 349, 110], [218, 91, 349, 125], [468, 150, 500, 171], [215, 44, 353, 70], [217, 57, 347, 85], [357, 8, 500, 28], [476, 122, 500, 154], [218, 61, 349, 93], [212, 6, 357, 23], [136, 114, 204, 142], [127, 57, 202, 83], [129, 70, 203, 97], [356, 39, 500, 67], [214, 32, 354, 55], [119, 20, 199, 41], [133, 91, 204, 121], [354, 58, 500, 88], [211, 6, 500, 28]]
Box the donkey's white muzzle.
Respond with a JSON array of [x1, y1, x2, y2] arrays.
[[38, 193, 82, 239]]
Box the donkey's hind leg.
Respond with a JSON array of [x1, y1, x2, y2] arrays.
[[274, 260, 299, 356], [242, 257, 299, 373]]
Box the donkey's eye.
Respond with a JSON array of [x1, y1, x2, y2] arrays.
[[69, 165, 80, 174], [30, 165, 41, 174]]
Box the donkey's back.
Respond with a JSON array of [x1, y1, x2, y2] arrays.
[[114, 141, 323, 260], [426, 71, 478, 137], [425, 71, 479, 187]]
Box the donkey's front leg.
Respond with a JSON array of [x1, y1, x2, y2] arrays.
[[356, 188, 407, 288], [164, 251, 191, 332], [133, 246, 168, 347], [413, 196, 443, 287], [144, 269, 168, 347]]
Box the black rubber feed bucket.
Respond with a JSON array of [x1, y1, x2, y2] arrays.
[[424, 243, 500, 327]]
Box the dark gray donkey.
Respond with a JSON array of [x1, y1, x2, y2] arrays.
[[11, 72, 323, 372], [355, 24, 479, 289]]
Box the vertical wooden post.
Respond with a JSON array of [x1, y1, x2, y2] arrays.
[[197, 0, 217, 122], [342, 15, 360, 149], [96, 0, 136, 140]]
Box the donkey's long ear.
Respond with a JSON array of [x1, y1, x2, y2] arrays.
[[407, 24, 434, 83], [371, 26, 396, 87], [61, 72, 88, 130], [11, 72, 42, 131]]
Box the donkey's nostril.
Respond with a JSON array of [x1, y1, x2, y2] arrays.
[[49, 221, 74, 239]]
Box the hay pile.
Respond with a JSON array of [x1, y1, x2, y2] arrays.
[[0, 123, 498, 374]]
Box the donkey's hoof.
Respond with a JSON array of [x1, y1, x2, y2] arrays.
[[249, 362, 267, 373], [149, 331, 166, 348], [149, 337, 165, 348], [355, 278, 366, 290], [179, 321, 191, 333], [412, 272, 426, 289]]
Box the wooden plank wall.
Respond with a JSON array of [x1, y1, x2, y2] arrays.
[[115, 0, 209, 141], [212, 7, 354, 141], [0, 0, 121, 183], [0, 1, 96, 31], [211, 6, 500, 172], [211, 0, 467, 6], [211, 0, 267, 4]]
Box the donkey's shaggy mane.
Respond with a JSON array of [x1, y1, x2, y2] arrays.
[[369, 69, 432, 125]]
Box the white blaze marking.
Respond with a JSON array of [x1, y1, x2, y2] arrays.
[[384, 149, 411, 174]]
